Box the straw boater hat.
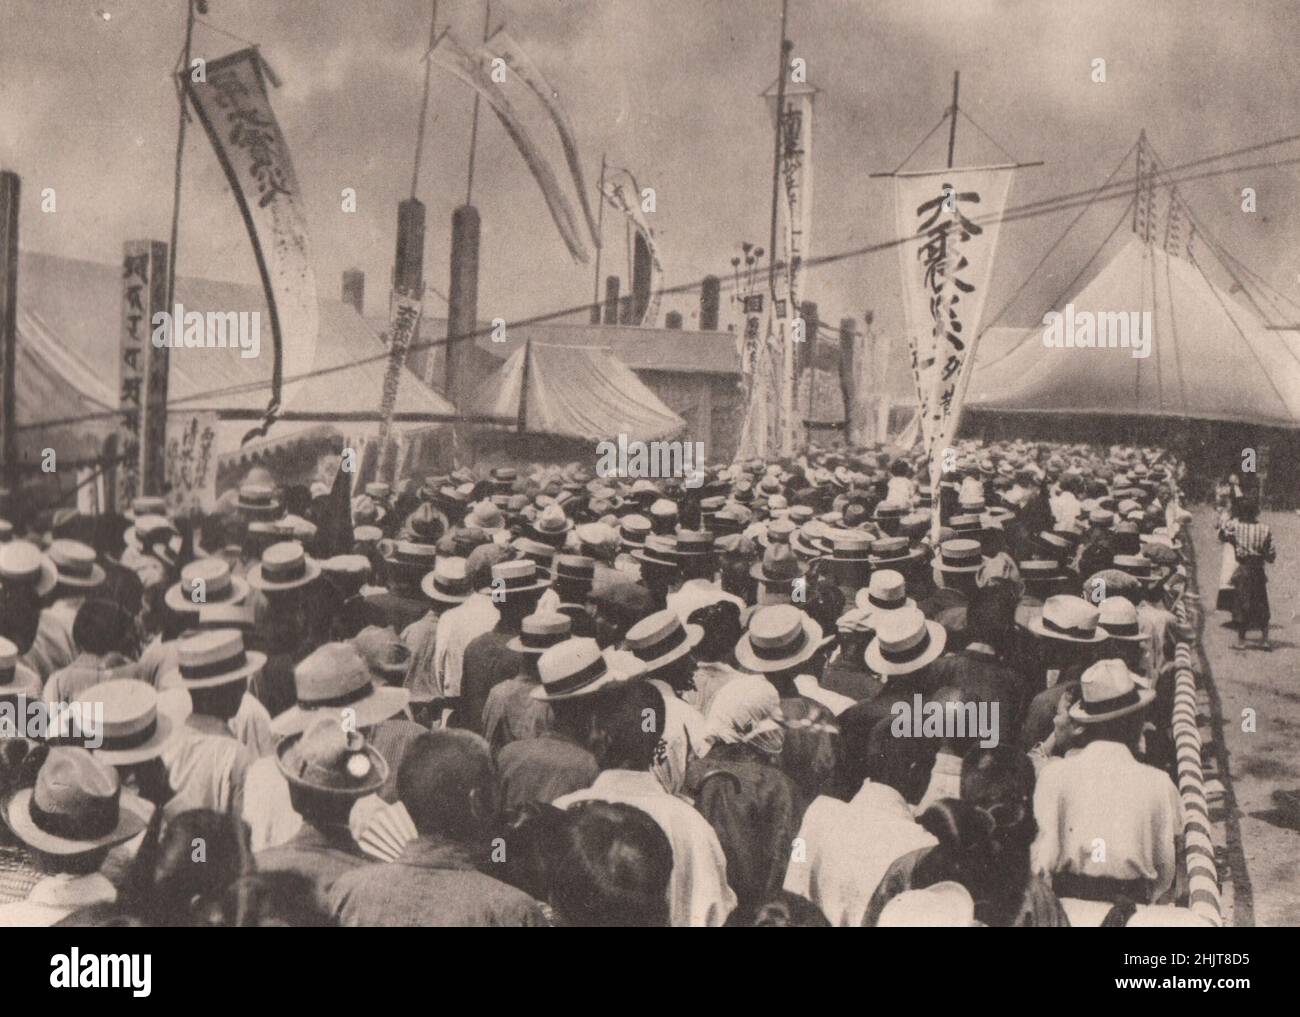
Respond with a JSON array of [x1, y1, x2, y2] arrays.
[[735, 604, 834, 674], [164, 557, 251, 615], [619, 514, 652, 549], [530, 637, 627, 702], [380, 540, 439, 580], [673, 530, 716, 559], [247, 540, 321, 592], [1097, 596, 1147, 642], [0, 637, 42, 701], [868, 536, 924, 568], [320, 554, 372, 598], [0, 519, 11, 543], [532, 503, 573, 548], [1027, 595, 1107, 643], [507, 611, 572, 655], [0, 540, 57, 597], [3, 747, 147, 856], [935, 539, 983, 574], [48, 539, 106, 590], [854, 569, 916, 615], [277, 715, 388, 804], [632, 534, 682, 572], [124, 495, 168, 522], [622, 609, 704, 674], [553, 554, 596, 588], [125, 513, 181, 556], [865, 605, 947, 676], [759, 517, 798, 548], [1069, 658, 1156, 724], [421, 556, 474, 605], [271, 641, 410, 738], [82, 678, 181, 767], [481, 558, 551, 599], [236, 483, 282, 518], [163, 628, 267, 691], [1112, 554, 1158, 584]]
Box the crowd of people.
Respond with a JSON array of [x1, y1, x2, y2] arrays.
[[0, 437, 1219, 927]]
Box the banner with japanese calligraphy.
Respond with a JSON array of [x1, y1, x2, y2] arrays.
[[115, 241, 159, 508], [893, 165, 1014, 474], [185, 48, 319, 445], [164, 411, 219, 515]]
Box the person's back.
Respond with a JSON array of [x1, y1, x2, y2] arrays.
[[329, 729, 547, 927]]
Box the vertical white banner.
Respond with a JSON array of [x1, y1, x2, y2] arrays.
[[892, 166, 1013, 476]]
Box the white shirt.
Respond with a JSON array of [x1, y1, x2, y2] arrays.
[[886, 475, 916, 507], [555, 769, 736, 927], [916, 750, 964, 815], [0, 872, 115, 927], [784, 779, 938, 927], [794, 673, 857, 716], [1031, 740, 1183, 901], [432, 593, 499, 699], [1050, 489, 1082, 530]]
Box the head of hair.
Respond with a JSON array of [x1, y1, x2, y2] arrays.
[[750, 889, 832, 927], [188, 677, 248, 721], [215, 871, 334, 927], [1237, 497, 1259, 522], [965, 579, 1020, 653], [591, 680, 665, 772], [549, 800, 673, 927], [72, 598, 134, 657], [689, 600, 742, 663], [397, 729, 497, 842], [0, 582, 42, 653], [124, 808, 251, 926]]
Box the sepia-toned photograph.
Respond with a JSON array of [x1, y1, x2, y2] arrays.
[[0, 0, 1294, 962]]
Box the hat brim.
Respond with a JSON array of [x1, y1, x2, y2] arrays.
[[236, 499, 283, 515], [420, 572, 472, 605], [54, 563, 107, 589], [3, 787, 147, 856], [627, 623, 704, 675], [246, 558, 322, 592], [1070, 685, 1156, 724], [864, 619, 948, 676], [1026, 615, 1108, 643], [277, 742, 389, 799], [854, 589, 917, 614], [271, 684, 411, 738], [92, 710, 181, 767], [163, 575, 252, 615], [1098, 625, 1149, 642], [935, 559, 983, 574], [530, 667, 625, 702], [0, 664, 44, 701], [161, 649, 267, 691], [476, 579, 551, 598], [735, 618, 835, 674]]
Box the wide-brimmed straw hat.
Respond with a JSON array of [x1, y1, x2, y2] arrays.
[[352, 625, 412, 685], [0, 540, 57, 597], [421, 556, 474, 605], [865, 605, 947, 676], [934, 539, 983, 573], [750, 543, 807, 586], [0, 637, 42, 700], [622, 610, 703, 674], [163, 557, 251, 615], [271, 641, 410, 738], [246, 541, 321, 592], [854, 569, 916, 615], [506, 611, 573, 655], [735, 604, 834, 674], [1026, 595, 1107, 643], [3, 747, 147, 855], [1069, 658, 1156, 723], [48, 539, 106, 590], [82, 678, 182, 767], [530, 637, 627, 702], [480, 558, 551, 599], [162, 628, 267, 691], [1097, 596, 1147, 642]]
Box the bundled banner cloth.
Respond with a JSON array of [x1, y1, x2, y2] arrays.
[[602, 168, 664, 325], [481, 29, 600, 245], [430, 33, 589, 263], [184, 48, 319, 445], [375, 289, 425, 483], [892, 166, 1014, 497]]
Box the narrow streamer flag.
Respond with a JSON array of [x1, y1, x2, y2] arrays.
[[184, 48, 319, 445], [601, 168, 664, 325], [429, 33, 589, 263], [481, 29, 600, 245]]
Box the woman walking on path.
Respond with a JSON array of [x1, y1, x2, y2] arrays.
[[1219, 497, 1277, 650]]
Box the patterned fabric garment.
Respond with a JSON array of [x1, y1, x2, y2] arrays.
[[1222, 519, 1275, 561]]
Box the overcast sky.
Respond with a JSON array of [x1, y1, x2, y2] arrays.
[[3, 0, 1300, 342]]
